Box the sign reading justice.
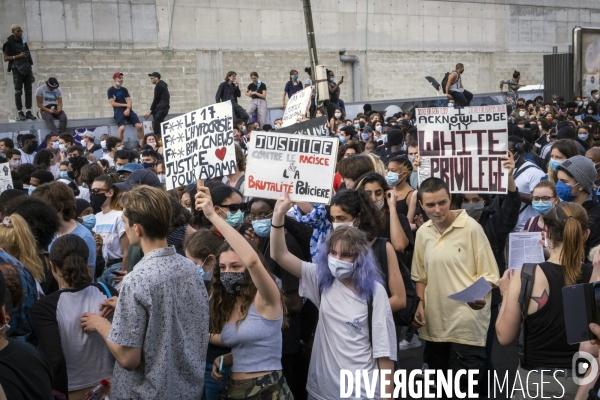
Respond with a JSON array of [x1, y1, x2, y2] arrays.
[[417, 105, 509, 194]]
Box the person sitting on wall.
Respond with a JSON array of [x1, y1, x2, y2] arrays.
[[36, 77, 67, 136], [107, 72, 144, 141], [445, 63, 473, 107]]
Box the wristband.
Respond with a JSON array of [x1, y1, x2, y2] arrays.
[[271, 222, 284, 229]]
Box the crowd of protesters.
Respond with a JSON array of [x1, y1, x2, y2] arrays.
[[5, 26, 600, 399]]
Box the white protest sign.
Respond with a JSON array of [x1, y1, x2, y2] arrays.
[[162, 101, 236, 190], [416, 105, 509, 194], [143, 121, 154, 135], [281, 87, 312, 127], [244, 132, 338, 204], [0, 163, 13, 192]]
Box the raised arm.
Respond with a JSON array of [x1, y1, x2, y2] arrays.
[[386, 191, 409, 252], [195, 187, 281, 307], [270, 193, 303, 278]]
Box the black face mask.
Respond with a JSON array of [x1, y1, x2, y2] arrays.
[[89, 193, 106, 213], [24, 142, 38, 154], [67, 170, 75, 180]]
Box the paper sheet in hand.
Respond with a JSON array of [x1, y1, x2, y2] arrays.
[[508, 232, 545, 270], [447, 277, 492, 303]]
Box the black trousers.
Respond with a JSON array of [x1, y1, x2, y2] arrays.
[[152, 107, 169, 138], [281, 352, 308, 400], [41, 110, 67, 134], [232, 102, 249, 123], [13, 71, 33, 110], [423, 341, 486, 399]]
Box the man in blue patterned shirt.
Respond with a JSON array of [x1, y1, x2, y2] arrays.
[[81, 185, 209, 399]]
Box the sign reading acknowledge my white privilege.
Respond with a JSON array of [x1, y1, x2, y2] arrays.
[[281, 87, 312, 128], [417, 105, 509, 194], [162, 101, 236, 191], [244, 132, 338, 204]]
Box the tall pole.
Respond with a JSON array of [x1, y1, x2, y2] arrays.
[[302, 0, 319, 98]]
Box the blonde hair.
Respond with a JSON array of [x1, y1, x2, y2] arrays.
[[0, 215, 44, 283], [11, 24, 21, 32], [365, 153, 386, 176]]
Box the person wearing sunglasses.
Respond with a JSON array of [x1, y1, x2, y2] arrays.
[[208, 186, 247, 239]]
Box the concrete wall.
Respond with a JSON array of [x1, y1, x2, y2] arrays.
[[0, 0, 596, 122]]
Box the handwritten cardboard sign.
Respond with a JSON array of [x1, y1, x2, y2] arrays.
[[277, 116, 330, 137], [417, 105, 509, 194], [244, 132, 338, 204], [281, 87, 312, 128], [162, 101, 236, 190]]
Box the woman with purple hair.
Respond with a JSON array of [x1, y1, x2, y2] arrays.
[[270, 193, 397, 400]]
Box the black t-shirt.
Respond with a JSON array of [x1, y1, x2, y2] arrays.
[[0, 339, 53, 400], [107, 86, 130, 105], [247, 82, 266, 99]]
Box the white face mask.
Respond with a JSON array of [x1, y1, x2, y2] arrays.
[[327, 255, 354, 279], [101, 140, 107, 150], [334, 113, 342, 119], [376, 125, 383, 132], [408, 154, 416, 163], [59, 144, 66, 152], [332, 219, 355, 230], [52, 141, 59, 149], [519, 111, 526, 117], [158, 174, 166, 184]]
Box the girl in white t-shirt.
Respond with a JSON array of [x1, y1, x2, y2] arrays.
[[270, 194, 397, 400], [90, 175, 129, 287]]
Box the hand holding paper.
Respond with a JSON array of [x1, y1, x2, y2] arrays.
[[448, 277, 492, 305]]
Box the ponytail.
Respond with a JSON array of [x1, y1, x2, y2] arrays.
[[49, 234, 92, 290], [61, 254, 92, 290], [543, 202, 588, 286]]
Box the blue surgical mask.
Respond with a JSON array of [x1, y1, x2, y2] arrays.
[[556, 181, 579, 202], [224, 209, 244, 227], [59, 171, 69, 179], [28, 186, 35, 196], [578, 101, 583, 107], [549, 158, 563, 172], [197, 259, 213, 281], [386, 171, 400, 186], [327, 255, 354, 279], [448, 103, 454, 108], [381, 134, 388, 143], [354, 124, 360, 130], [579, 133, 589, 141], [81, 214, 96, 231], [251, 219, 272, 237], [292, 75, 298, 81], [531, 200, 553, 216], [361, 133, 369, 140], [339, 135, 347, 144], [329, 77, 335, 82]]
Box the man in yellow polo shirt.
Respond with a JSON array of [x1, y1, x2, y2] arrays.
[[411, 177, 499, 396]]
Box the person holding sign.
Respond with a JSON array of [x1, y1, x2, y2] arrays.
[[215, 71, 248, 123], [281, 69, 303, 109], [244, 72, 268, 128], [412, 177, 499, 397], [194, 186, 293, 400], [107, 72, 144, 141]]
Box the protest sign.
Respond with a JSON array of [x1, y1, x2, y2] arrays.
[[277, 116, 330, 136], [0, 163, 13, 192], [416, 105, 509, 194], [162, 101, 236, 191], [281, 87, 312, 127], [244, 131, 338, 204]]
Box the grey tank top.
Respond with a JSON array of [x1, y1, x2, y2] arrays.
[[449, 71, 464, 93], [220, 302, 283, 373]]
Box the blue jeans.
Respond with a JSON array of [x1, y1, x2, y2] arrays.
[[99, 262, 122, 287], [450, 90, 473, 106], [202, 363, 231, 400]]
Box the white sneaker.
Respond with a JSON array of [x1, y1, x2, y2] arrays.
[[399, 336, 422, 351]]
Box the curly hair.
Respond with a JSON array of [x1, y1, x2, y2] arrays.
[[4, 197, 59, 251], [33, 149, 54, 171], [49, 234, 91, 290], [209, 241, 288, 333], [330, 189, 384, 240]]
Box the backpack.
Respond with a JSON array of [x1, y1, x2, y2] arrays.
[[372, 238, 419, 326], [441, 72, 451, 94], [517, 263, 537, 366]]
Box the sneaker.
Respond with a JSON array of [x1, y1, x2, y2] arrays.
[[25, 111, 36, 120], [18, 111, 26, 121], [399, 335, 422, 351]]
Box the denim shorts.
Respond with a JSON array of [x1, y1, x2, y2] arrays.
[[114, 108, 140, 126]]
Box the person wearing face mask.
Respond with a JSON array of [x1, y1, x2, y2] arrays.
[[272, 193, 398, 399], [555, 155, 600, 259], [17, 133, 38, 165], [326, 69, 344, 119], [140, 147, 160, 170], [5, 149, 20, 172], [183, 228, 231, 400], [387, 156, 418, 220], [329, 107, 345, 134], [142, 133, 163, 155], [90, 175, 129, 288], [578, 125, 594, 148], [458, 154, 519, 381], [412, 178, 499, 397], [524, 181, 558, 233], [244, 72, 268, 128], [75, 198, 96, 233], [205, 186, 248, 239], [509, 135, 546, 231], [101, 136, 122, 168], [281, 69, 303, 110], [80, 131, 100, 156], [545, 139, 579, 184], [107, 72, 144, 141], [143, 72, 170, 138], [194, 187, 293, 400], [587, 101, 600, 121], [81, 185, 209, 400], [92, 133, 110, 161], [500, 70, 525, 106]]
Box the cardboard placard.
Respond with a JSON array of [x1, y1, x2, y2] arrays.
[[244, 132, 338, 204], [417, 105, 509, 194], [0, 163, 14, 192], [281, 87, 312, 128], [162, 101, 236, 190], [276, 116, 330, 137]]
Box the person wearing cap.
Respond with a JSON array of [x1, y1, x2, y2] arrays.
[[556, 155, 600, 257], [140, 146, 160, 170], [81, 131, 100, 156], [0, 269, 54, 400], [116, 163, 144, 182], [114, 169, 163, 192], [107, 72, 144, 141], [144, 72, 170, 138], [36, 77, 67, 135], [2, 24, 36, 121]]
